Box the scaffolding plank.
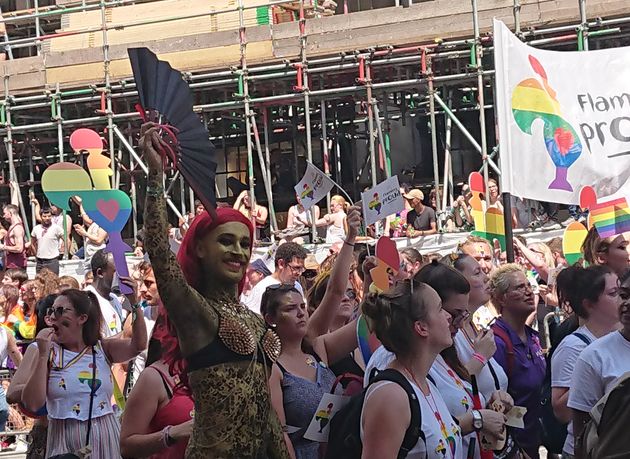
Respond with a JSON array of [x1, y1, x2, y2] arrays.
[[45, 41, 272, 87], [44, 26, 271, 68]]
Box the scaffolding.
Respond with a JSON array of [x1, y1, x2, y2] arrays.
[[0, 0, 629, 241]]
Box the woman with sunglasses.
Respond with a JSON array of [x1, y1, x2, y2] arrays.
[[265, 208, 361, 458], [361, 280, 463, 458], [8, 294, 56, 459], [365, 263, 510, 458], [443, 253, 509, 401], [22, 288, 147, 458], [140, 122, 290, 459]]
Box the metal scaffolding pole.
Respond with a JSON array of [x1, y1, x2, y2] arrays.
[[372, 100, 390, 178], [3, 76, 30, 240], [578, 0, 589, 50], [237, 0, 257, 237], [427, 59, 442, 214], [441, 91, 453, 212], [434, 93, 501, 175], [250, 113, 278, 234], [472, 0, 490, 203], [101, 1, 117, 190], [320, 100, 332, 212], [365, 63, 378, 189]]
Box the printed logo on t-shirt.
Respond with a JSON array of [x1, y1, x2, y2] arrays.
[[72, 403, 81, 416], [58, 378, 66, 390], [461, 397, 470, 411]]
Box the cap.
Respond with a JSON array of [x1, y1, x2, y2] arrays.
[[304, 254, 320, 271], [403, 189, 424, 201], [249, 258, 272, 277]]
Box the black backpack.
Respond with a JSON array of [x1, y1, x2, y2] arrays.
[[576, 372, 630, 458], [539, 331, 591, 454], [325, 368, 424, 459]]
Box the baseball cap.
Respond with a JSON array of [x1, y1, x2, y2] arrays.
[[250, 259, 272, 277], [403, 189, 424, 201]]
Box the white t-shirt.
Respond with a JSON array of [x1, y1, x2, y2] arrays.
[[32, 223, 64, 259], [363, 345, 395, 387], [240, 275, 305, 315], [129, 317, 156, 388], [429, 355, 483, 459], [568, 331, 630, 414], [550, 325, 597, 454], [85, 285, 123, 337], [453, 330, 508, 400], [360, 376, 463, 459]]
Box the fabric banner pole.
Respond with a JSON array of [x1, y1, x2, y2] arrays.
[[502, 192, 515, 262]]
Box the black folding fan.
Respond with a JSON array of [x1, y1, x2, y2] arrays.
[[128, 47, 217, 212]]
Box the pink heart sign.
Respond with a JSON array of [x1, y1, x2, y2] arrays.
[[96, 199, 120, 222]]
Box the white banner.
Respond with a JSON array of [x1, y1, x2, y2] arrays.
[[361, 176, 405, 227], [494, 19, 630, 204], [294, 162, 335, 210]]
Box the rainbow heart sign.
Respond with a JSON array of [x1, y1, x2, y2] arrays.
[[42, 129, 133, 294], [495, 19, 630, 204]]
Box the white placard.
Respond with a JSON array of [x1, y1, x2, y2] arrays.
[[361, 176, 405, 227]]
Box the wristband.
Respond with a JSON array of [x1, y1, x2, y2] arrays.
[[162, 425, 175, 448], [472, 352, 487, 365], [343, 240, 355, 248]]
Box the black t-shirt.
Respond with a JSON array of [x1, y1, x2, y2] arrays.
[[406, 206, 436, 231]]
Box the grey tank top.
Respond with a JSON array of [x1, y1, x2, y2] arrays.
[[278, 354, 338, 458]]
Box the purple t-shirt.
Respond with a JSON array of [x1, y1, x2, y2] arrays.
[[493, 318, 546, 459]]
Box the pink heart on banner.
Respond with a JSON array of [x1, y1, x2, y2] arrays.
[[96, 199, 120, 222], [554, 128, 574, 156]]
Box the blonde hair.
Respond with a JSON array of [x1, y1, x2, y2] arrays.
[[490, 263, 524, 301], [527, 242, 555, 269], [582, 226, 611, 266], [331, 195, 347, 211]]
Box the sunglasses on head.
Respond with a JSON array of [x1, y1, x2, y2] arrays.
[[46, 306, 73, 318]]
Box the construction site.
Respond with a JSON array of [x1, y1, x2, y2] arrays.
[[0, 0, 629, 241]]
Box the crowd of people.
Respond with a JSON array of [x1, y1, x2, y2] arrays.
[[0, 122, 626, 459]]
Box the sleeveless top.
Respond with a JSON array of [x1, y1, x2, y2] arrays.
[[277, 354, 337, 456], [325, 212, 346, 244], [4, 223, 26, 269], [47, 342, 114, 421], [149, 366, 194, 459], [291, 205, 312, 227], [360, 376, 463, 459]]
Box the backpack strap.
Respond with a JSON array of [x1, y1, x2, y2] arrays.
[[491, 324, 514, 379], [572, 332, 592, 346], [371, 369, 425, 459]]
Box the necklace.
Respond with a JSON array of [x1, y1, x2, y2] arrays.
[[305, 356, 317, 367], [403, 366, 456, 459]]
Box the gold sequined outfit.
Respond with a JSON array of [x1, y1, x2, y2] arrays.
[[144, 174, 289, 459]]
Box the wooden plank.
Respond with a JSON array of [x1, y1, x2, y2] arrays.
[[45, 41, 273, 87], [45, 25, 271, 68]]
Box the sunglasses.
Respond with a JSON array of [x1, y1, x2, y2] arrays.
[[46, 306, 73, 318]]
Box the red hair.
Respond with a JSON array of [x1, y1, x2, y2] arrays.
[[151, 305, 191, 393], [176, 207, 254, 294]]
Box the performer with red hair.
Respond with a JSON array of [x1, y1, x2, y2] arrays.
[[139, 123, 288, 459]]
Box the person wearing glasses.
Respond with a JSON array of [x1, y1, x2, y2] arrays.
[[22, 289, 147, 458], [242, 242, 309, 315], [265, 207, 361, 459], [364, 262, 510, 458], [442, 253, 509, 401], [490, 264, 546, 459]]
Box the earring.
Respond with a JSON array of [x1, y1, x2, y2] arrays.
[[271, 323, 277, 328]]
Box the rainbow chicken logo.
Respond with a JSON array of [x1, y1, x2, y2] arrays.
[[300, 183, 314, 201], [368, 193, 382, 215], [512, 55, 583, 192]]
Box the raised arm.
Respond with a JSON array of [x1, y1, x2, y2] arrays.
[[140, 123, 217, 356], [306, 206, 361, 340], [22, 329, 53, 412]]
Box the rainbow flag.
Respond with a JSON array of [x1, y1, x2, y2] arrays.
[[580, 186, 630, 238], [357, 315, 382, 366]]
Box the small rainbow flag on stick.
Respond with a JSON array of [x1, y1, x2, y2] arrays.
[[580, 186, 630, 238]]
